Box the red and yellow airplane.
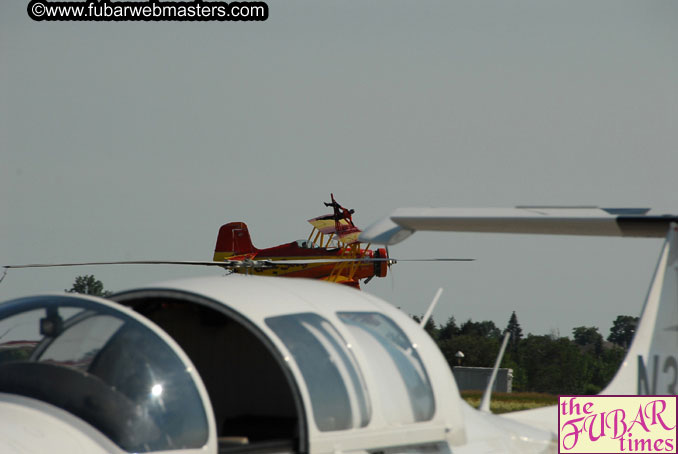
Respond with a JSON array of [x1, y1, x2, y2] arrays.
[[213, 195, 389, 288], [2, 195, 469, 288]]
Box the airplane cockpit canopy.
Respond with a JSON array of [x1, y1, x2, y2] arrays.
[[0, 295, 210, 453], [0, 276, 469, 454], [111, 275, 463, 453], [295, 239, 316, 248]]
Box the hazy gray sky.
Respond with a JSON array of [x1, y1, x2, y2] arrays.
[[1, 1, 676, 338]]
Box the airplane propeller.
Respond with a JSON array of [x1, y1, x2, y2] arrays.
[[386, 245, 395, 290], [2, 256, 472, 273], [1, 256, 473, 286]]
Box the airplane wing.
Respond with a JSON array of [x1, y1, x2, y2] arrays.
[[307, 216, 351, 234], [360, 206, 678, 245], [499, 405, 558, 434], [308, 216, 362, 244]]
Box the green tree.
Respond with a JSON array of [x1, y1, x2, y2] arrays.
[[66, 275, 112, 297], [588, 345, 626, 393], [608, 315, 639, 349], [572, 326, 603, 355], [505, 311, 523, 352], [439, 335, 501, 368], [518, 334, 593, 394], [459, 319, 501, 339], [438, 316, 460, 341], [416, 312, 630, 395]]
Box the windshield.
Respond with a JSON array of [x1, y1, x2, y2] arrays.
[[0, 296, 209, 453]]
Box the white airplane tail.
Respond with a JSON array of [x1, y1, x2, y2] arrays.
[[500, 224, 677, 434], [602, 223, 678, 395], [361, 207, 678, 397]]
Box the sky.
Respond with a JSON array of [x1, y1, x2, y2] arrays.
[[1, 1, 676, 340]]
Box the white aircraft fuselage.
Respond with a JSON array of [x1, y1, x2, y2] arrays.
[[0, 274, 556, 454]]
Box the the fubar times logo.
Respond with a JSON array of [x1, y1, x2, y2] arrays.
[[559, 396, 677, 453]]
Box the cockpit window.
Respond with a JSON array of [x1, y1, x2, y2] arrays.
[[295, 240, 315, 248], [38, 313, 124, 371], [337, 312, 435, 423], [266, 313, 371, 431], [0, 297, 209, 453]]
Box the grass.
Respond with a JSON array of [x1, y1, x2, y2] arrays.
[[461, 390, 558, 414]]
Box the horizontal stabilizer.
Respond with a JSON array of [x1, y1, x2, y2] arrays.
[[360, 206, 678, 245]]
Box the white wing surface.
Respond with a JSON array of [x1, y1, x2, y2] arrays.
[[360, 206, 678, 245]]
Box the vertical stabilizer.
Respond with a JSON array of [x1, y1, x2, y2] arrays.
[[602, 223, 678, 395], [213, 222, 257, 261]]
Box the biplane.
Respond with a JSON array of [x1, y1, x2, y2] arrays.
[[212, 195, 389, 288], [0, 195, 468, 287]]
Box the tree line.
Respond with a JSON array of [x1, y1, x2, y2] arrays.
[[414, 311, 638, 395]]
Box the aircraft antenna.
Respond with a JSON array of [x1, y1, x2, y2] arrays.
[[420, 288, 443, 328], [479, 330, 511, 413]]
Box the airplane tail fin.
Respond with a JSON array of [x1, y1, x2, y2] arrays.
[[602, 222, 678, 395], [360, 206, 678, 397], [213, 222, 258, 261]]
